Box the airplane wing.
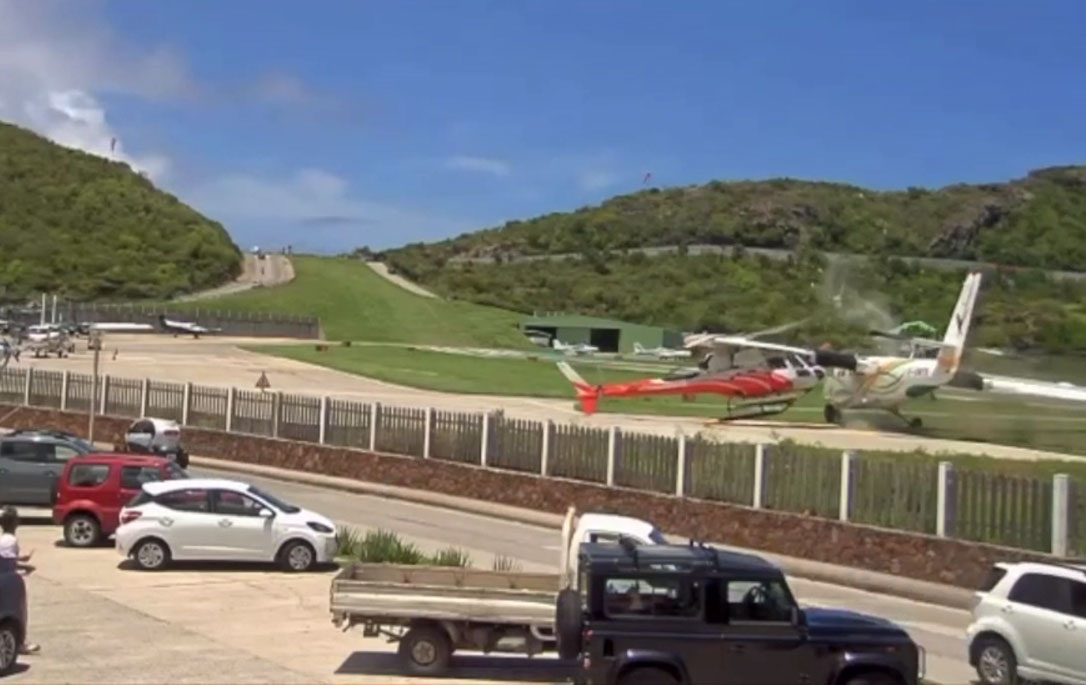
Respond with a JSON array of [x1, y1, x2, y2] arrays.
[[687, 335, 816, 357]]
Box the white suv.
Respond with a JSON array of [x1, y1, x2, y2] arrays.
[[966, 560, 1086, 684]]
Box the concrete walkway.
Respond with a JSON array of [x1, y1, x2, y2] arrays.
[[366, 261, 439, 299]]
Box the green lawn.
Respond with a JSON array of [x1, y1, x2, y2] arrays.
[[174, 255, 532, 348], [248, 343, 1086, 458]]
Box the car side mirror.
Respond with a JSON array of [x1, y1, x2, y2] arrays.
[[258, 508, 274, 518]]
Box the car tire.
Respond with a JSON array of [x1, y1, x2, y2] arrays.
[[618, 667, 678, 685], [132, 538, 171, 571], [555, 587, 582, 660], [278, 540, 316, 572], [64, 514, 101, 548], [0, 621, 17, 675], [975, 636, 1019, 685], [398, 624, 452, 676]]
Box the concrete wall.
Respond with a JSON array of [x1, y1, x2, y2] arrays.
[[0, 403, 1062, 590]]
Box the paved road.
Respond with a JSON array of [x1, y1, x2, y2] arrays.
[[192, 465, 978, 684], [174, 254, 294, 302], [17, 333, 1078, 462]]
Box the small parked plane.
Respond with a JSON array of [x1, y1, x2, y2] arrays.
[[632, 342, 691, 360], [552, 339, 598, 356], [157, 315, 221, 339], [818, 270, 983, 428], [558, 335, 829, 419]]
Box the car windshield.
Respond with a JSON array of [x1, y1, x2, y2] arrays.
[[247, 485, 300, 513], [69, 437, 97, 452], [648, 528, 668, 544]]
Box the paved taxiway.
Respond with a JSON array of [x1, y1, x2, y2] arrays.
[[17, 333, 1084, 462]]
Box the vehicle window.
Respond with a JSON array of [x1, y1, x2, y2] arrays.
[[164, 463, 189, 480], [68, 464, 111, 488], [126, 491, 153, 508], [213, 490, 266, 517], [0, 440, 45, 462], [53, 445, 81, 462], [603, 577, 701, 619], [1008, 573, 1073, 615], [979, 566, 1008, 592], [129, 421, 154, 435], [155, 489, 210, 512], [120, 465, 165, 491], [247, 485, 299, 513], [1071, 580, 1086, 620], [588, 532, 621, 544], [726, 579, 795, 623]]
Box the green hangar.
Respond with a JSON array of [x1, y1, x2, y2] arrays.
[[518, 313, 684, 354]]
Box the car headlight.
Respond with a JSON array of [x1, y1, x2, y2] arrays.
[[307, 521, 334, 534]]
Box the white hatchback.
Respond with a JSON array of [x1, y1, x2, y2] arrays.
[[115, 477, 338, 572], [966, 560, 1086, 684]]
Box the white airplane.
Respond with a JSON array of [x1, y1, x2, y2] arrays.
[[632, 342, 691, 360], [158, 315, 221, 339], [818, 270, 984, 428], [552, 339, 598, 356]]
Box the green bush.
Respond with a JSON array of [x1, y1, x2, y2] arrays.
[[336, 525, 472, 567]]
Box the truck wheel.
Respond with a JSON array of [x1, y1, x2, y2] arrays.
[[64, 514, 101, 547], [398, 624, 451, 676], [0, 621, 17, 675], [619, 667, 678, 685], [555, 588, 583, 660]]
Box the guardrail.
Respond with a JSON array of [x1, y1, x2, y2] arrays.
[[1, 365, 1082, 558]]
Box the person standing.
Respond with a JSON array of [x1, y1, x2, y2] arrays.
[[0, 507, 40, 655]]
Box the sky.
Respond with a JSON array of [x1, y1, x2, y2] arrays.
[[1, 1, 1085, 254]]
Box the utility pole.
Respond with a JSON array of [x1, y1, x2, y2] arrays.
[[51, 294, 57, 325], [39, 293, 46, 326], [88, 329, 102, 441]]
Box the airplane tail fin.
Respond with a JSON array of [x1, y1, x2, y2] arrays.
[[556, 361, 599, 414], [938, 271, 983, 374]]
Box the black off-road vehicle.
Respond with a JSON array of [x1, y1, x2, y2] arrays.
[[556, 540, 925, 685]]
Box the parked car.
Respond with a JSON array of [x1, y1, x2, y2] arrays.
[[0, 568, 27, 675], [966, 560, 1086, 685], [52, 453, 188, 548], [122, 417, 189, 469], [115, 478, 337, 572], [563, 541, 925, 685], [0, 428, 100, 506]]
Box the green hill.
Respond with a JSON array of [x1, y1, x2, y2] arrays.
[[384, 165, 1086, 270], [380, 166, 1086, 353], [179, 255, 532, 347], [0, 121, 240, 301]]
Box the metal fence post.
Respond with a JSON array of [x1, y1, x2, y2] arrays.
[[140, 378, 150, 417], [318, 396, 328, 445], [22, 368, 32, 405], [1052, 474, 1070, 557], [423, 407, 433, 458], [753, 444, 767, 509], [480, 412, 490, 467], [937, 461, 957, 538], [99, 375, 110, 414], [839, 450, 856, 522], [675, 434, 687, 497], [606, 426, 617, 486], [60, 371, 70, 411], [182, 382, 192, 425], [272, 391, 282, 438], [369, 402, 379, 452], [540, 420, 552, 476], [225, 387, 236, 432]]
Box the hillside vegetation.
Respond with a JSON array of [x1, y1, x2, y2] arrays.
[[384, 165, 1086, 270], [0, 121, 240, 301], [380, 166, 1086, 353], [181, 255, 531, 346]]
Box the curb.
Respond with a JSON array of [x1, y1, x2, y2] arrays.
[[190, 455, 975, 611]]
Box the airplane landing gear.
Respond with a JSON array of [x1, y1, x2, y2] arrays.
[[823, 404, 842, 424], [889, 407, 923, 430]]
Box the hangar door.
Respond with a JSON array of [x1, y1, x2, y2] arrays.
[[589, 328, 620, 353]]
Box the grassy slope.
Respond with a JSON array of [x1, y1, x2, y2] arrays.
[[249, 343, 1086, 459], [184, 256, 532, 347], [0, 121, 240, 301]]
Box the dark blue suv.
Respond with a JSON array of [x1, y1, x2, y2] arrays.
[[0, 568, 27, 675]]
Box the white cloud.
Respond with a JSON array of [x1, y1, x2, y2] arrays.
[[577, 170, 620, 191], [183, 168, 473, 250], [443, 155, 511, 177]]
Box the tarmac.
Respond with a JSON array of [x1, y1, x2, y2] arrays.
[[16, 333, 1084, 462]]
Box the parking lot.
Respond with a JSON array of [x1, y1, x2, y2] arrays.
[[8, 515, 568, 684]]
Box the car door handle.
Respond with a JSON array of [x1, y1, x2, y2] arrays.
[[159, 517, 174, 527], [218, 519, 232, 527]]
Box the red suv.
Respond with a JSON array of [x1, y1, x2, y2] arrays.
[[52, 453, 188, 547]]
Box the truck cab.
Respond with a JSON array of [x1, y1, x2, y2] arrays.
[[562, 541, 924, 685]]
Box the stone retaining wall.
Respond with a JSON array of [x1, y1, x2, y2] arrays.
[[2, 404, 1056, 589]]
